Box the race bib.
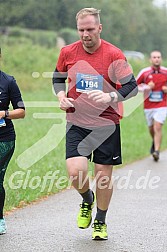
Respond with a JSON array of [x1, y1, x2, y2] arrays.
[[0, 118, 6, 127], [149, 91, 163, 102], [76, 73, 103, 93]]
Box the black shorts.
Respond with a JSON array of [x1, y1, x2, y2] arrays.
[[66, 123, 122, 165]]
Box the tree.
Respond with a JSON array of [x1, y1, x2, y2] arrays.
[[1, 0, 167, 56]]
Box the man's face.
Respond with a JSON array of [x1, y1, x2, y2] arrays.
[[77, 15, 102, 50], [150, 52, 162, 67]]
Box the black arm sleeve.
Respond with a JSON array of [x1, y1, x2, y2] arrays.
[[52, 68, 67, 95], [9, 77, 25, 110], [117, 74, 138, 101]]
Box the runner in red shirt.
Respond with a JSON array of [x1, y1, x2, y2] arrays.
[[136, 50, 167, 161], [53, 8, 137, 240]]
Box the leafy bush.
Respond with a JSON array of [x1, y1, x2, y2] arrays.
[[1, 26, 58, 48], [58, 28, 78, 45], [1, 38, 59, 91]]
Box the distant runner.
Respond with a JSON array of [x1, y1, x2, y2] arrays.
[[136, 50, 167, 161]]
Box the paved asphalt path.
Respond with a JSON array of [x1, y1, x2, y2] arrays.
[[0, 151, 167, 252]]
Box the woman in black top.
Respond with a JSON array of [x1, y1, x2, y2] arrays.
[[0, 48, 25, 234]]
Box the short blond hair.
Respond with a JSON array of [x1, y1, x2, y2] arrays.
[[150, 50, 162, 57], [76, 8, 101, 23]]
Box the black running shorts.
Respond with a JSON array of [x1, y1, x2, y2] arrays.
[[66, 123, 122, 165]]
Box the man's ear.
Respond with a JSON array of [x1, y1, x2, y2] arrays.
[[99, 24, 102, 34]]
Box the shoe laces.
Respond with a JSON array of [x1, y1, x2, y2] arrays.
[[92, 220, 105, 232], [79, 203, 91, 218]]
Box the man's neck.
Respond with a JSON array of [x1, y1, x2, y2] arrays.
[[152, 65, 160, 69], [83, 39, 101, 54]]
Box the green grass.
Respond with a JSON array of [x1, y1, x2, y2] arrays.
[[2, 35, 167, 213], [1, 37, 60, 92], [5, 90, 68, 211]]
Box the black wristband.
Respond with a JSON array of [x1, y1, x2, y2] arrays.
[[5, 110, 9, 118]]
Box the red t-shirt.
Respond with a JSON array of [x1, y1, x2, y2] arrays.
[[136, 66, 167, 109], [56, 39, 131, 127]]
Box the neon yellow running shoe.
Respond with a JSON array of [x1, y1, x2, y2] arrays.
[[77, 192, 95, 229], [92, 220, 108, 240]]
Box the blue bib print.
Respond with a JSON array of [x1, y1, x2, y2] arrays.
[[76, 73, 103, 93], [149, 91, 163, 102]]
